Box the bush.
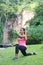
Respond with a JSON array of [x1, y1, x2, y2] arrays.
[[26, 25, 43, 45], [35, 2, 43, 16], [26, 16, 43, 26], [8, 30, 18, 42], [0, 22, 3, 43], [26, 2, 43, 45]]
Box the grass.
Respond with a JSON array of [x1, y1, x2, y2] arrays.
[[0, 44, 43, 65]]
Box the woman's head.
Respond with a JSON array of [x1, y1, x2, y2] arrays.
[[20, 28, 25, 34]]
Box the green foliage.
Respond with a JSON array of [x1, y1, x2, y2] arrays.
[[35, 2, 43, 16], [0, 0, 36, 44], [0, 22, 3, 43], [26, 1, 43, 26], [26, 25, 43, 45], [0, 0, 43, 44], [26, 2, 43, 45], [26, 16, 43, 26], [8, 30, 18, 42]]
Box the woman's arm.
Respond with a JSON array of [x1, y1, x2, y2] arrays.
[[18, 34, 27, 40]]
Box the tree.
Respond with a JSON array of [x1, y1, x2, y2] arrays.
[[0, 0, 38, 43], [35, 2, 43, 16]]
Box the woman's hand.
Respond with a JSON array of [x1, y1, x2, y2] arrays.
[[18, 34, 27, 40], [27, 35, 31, 37], [18, 34, 25, 37]]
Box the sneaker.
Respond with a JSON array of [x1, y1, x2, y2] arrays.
[[12, 57, 18, 60], [33, 52, 37, 55]]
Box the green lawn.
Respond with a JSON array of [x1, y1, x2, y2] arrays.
[[0, 44, 43, 65]]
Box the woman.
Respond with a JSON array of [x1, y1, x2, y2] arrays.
[[13, 28, 36, 60]]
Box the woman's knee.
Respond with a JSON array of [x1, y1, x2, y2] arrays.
[[16, 44, 19, 47], [15, 44, 19, 54]]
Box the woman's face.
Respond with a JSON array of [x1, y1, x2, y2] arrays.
[[20, 29, 24, 34]]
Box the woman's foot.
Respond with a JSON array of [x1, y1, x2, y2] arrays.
[[12, 57, 18, 60], [33, 52, 37, 55]]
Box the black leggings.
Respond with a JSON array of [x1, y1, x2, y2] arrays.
[[15, 44, 32, 56]]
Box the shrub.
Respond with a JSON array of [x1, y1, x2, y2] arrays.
[[26, 16, 43, 26], [8, 30, 18, 42], [26, 25, 43, 45], [35, 2, 43, 16], [0, 22, 3, 43]]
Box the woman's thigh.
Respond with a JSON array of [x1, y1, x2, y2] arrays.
[[19, 46, 27, 50], [19, 46, 27, 56]]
